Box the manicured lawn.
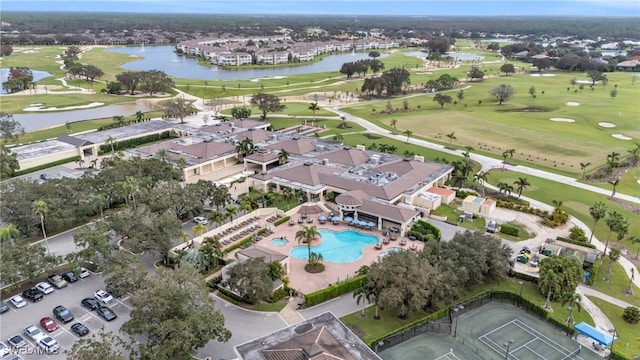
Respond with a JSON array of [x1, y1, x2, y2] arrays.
[[498, 221, 537, 242], [0, 93, 139, 114], [485, 170, 640, 258], [590, 260, 640, 308], [341, 277, 594, 346], [250, 300, 288, 312], [220, 101, 335, 118], [341, 71, 640, 176], [429, 202, 486, 231], [587, 297, 640, 360]]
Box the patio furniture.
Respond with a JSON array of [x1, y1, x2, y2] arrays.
[[375, 243, 383, 250], [400, 239, 407, 246], [289, 219, 295, 226]]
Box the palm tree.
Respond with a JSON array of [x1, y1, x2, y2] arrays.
[[579, 162, 591, 180], [498, 182, 513, 196], [606, 151, 620, 176], [308, 102, 320, 125], [91, 193, 107, 219], [32, 200, 51, 256], [202, 236, 224, 269], [0, 224, 20, 246], [629, 236, 640, 259], [560, 292, 582, 324], [507, 148, 516, 159], [606, 247, 621, 280], [332, 133, 344, 143], [390, 118, 398, 134], [474, 171, 488, 196], [238, 200, 253, 215], [208, 210, 226, 228], [106, 135, 116, 155], [156, 149, 167, 162], [588, 201, 607, 243], [135, 110, 144, 122], [192, 222, 208, 239], [513, 177, 531, 198], [403, 129, 413, 144], [608, 179, 619, 197], [604, 211, 623, 254], [76, 158, 85, 168], [502, 150, 509, 170], [295, 225, 319, 262], [353, 279, 372, 317], [278, 149, 289, 165], [628, 143, 640, 166], [445, 132, 456, 146], [125, 176, 139, 209], [181, 232, 191, 246], [614, 217, 630, 243], [541, 270, 560, 310], [225, 206, 237, 223]]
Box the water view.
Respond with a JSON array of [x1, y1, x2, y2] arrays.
[[107, 46, 385, 80], [405, 51, 484, 61], [289, 229, 378, 263], [0, 69, 52, 94]]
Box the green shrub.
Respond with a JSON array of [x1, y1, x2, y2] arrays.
[[98, 130, 174, 155], [455, 189, 478, 199], [555, 236, 597, 249], [500, 223, 519, 236], [623, 306, 640, 324], [273, 216, 290, 226], [304, 275, 365, 307], [408, 220, 441, 241], [508, 269, 539, 284], [223, 236, 253, 254], [13, 156, 81, 176], [568, 226, 588, 242]]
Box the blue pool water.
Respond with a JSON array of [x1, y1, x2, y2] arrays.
[[271, 238, 288, 247], [289, 229, 378, 263]]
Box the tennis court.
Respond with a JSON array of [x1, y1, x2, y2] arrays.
[[379, 303, 602, 360]]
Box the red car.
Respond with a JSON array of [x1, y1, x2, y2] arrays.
[[39, 317, 59, 332]]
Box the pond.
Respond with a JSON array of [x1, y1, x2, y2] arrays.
[[106, 46, 385, 80], [1, 68, 52, 94], [14, 101, 161, 132]]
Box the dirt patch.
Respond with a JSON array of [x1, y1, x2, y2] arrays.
[[364, 133, 381, 140], [496, 107, 550, 113]]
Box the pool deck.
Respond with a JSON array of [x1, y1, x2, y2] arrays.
[[256, 220, 424, 295]]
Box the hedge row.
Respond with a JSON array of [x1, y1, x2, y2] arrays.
[[97, 117, 151, 131], [508, 269, 539, 284], [304, 275, 365, 307], [273, 216, 290, 226], [496, 199, 549, 218], [500, 223, 519, 237], [98, 130, 174, 155], [14, 156, 81, 177], [455, 189, 478, 199], [223, 235, 254, 254], [555, 236, 597, 249]]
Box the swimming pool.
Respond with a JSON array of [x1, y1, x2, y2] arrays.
[[289, 229, 378, 263], [271, 237, 288, 247]]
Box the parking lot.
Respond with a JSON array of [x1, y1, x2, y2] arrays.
[[0, 272, 132, 359]]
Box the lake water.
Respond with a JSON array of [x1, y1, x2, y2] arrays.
[[14, 102, 160, 132], [0, 68, 52, 94], [107, 46, 384, 80], [404, 51, 484, 61]]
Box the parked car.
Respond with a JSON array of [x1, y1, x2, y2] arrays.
[[70, 322, 90, 337], [520, 246, 531, 255], [52, 305, 74, 323], [40, 173, 53, 181], [7, 334, 27, 348], [530, 255, 540, 267], [23, 325, 45, 342], [22, 288, 44, 302], [486, 220, 498, 233], [10, 295, 27, 309], [39, 317, 59, 332], [38, 336, 59, 354], [0, 341, 9, 357], [78, 267, 90, 279], [193, 216, 209, 225], [0, 301, 8, 314], [62, 271, 79, 283], [96, 306, 117, 321], [81, 297, 100, 311], [35, 282, 54, 295], [47, 274, 68, 289], [94, 290, 114, 305]]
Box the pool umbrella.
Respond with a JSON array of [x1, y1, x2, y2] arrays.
[[331, 216, 340, 222], [318, 214, 327, 221], [344, 216, 353, 222], [367, 221, 375, 227]]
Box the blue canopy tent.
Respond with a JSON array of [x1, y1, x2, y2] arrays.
[[331, 216, 340, 222], [574, 322, 614, 345], [318, 215, 327, 221], [344, 216, 353, 222]]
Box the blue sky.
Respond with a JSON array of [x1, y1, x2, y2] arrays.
[[2, 0, 639, 16]]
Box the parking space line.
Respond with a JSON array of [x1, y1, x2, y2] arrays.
[[114, 299, 133, 310]]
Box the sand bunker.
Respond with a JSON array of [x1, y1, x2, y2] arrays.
[[598, 122, 616, 128], [576, 80, 594, 84], [24, 102, 104, 112], [612, 134, 633, 140], [550, 118, 575, 123], [530, 74, 541, 77], [542, 74, 556, 77], [637, 180, 640, 185], [566, 102, 580, 106]]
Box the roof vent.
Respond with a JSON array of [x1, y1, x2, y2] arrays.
[[321, 158, 329, 165]]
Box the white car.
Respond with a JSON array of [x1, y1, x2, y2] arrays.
[[35, 282, 54, 295], [78, 267, 90, 279], [0, 341, 9, 357], [193, 216, 209, 225], [23, 325, 45, 342], [38, 336, 59, 354], [10, 295, 27, 308], [94, 290, 114, 305]]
